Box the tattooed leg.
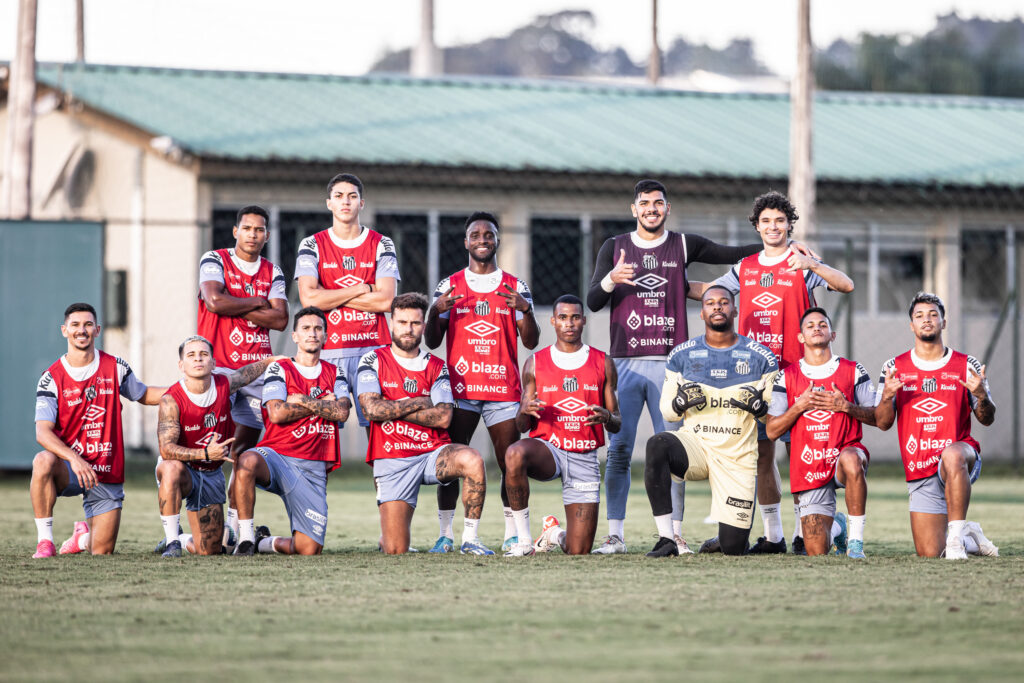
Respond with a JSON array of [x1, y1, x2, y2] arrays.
[[189, 504, 224, 556], [564, 502, 599, 555], [802, 513, 832, 556]]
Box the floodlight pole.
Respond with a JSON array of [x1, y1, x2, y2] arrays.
[[412, 0, 442, 77], [789, 0, 815, 242], [648, 0, 661, 85], [1, 0, 38, 220], [75, 0, 85, 62]]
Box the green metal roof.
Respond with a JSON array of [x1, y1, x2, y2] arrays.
[[33, 63, 1024, 187]]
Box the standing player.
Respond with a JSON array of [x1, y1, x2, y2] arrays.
[[643, 286, 778, 557], [232, 307, 351, 556], [424, 211, 539, 553], [196, 204, 288, 541], [587, 179, 767, 554], [765, 308, 874, 557], [359, 293, 494, 556], [692, 191, 853, 554], [295, 173, 398, 428], [30, 303, 164, 557], [875, 293, 998, 559], [503, 295, 621, 556], [154, 335, 280, 557]]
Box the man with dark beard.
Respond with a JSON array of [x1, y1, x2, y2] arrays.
[[643, 286, 778, 557]]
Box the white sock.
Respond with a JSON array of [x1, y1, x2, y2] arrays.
[[609, 519, 625, 540], [671, 519, 682, 537], [793, 504, 802, 538], [239, 519, 255, 543], [161, 514, 181, 545], [654, 514, 674, 540], [848, 515, 865, 542], [962, 535, 979, 553], [77, 531, 91, 551], [226, 508, 239, 535], [831, 519, 843, 542], [503, 507, 516, 540], [512, 508, 532, 545], [760, 504, 784, 543], [35, 517, 54, 543], [462, 518, 480, 544], [258, 536, 280, 553], [438, 509, 455, 539], [178, 533, 193, 553], [948, 519, 967, 540]]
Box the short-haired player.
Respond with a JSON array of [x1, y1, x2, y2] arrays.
[[424, 211, 539, 553], [359, 293, 493, 555], [875, 293, 998, 559], [765, 308, 875, 558], [154, 335, 282, 557], [31, 303, 165, 557], [503, 295, 621, 556], [232, 307, 352, 555]]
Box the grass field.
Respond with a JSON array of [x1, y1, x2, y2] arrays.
[[1, 463, 1022, 683]]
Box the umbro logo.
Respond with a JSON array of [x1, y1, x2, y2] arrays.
[[552, 397, 588, 414], [750, 292, 782, 309], [912, 398, 947, 416], [633, 273, 667, 291], [464, 320, 500, 338]]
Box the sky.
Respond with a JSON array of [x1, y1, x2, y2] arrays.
[[1, 0, 1021, 78]]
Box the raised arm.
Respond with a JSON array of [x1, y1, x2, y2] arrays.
[[228, 356, 284, 393], [874, 365, 900, 431], [424, 284, 456, 350], [685, 234, 760, 265], [786, 252, 854, 293], [501, 282, 539, 350], [586, 239, 617, 312], [962, 363, 996, 426]]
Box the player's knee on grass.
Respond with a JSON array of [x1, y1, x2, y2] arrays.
[[718, 522, 750, 556], [293, 533, 322, 556], [802, 514, 833, 556], [644, 433, 689, 515]]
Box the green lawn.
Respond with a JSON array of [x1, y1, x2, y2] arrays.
[[1, 464, 1022, 683]]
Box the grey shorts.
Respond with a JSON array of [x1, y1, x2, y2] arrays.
[[154, 460, 227, 512], [60, 460, 124, 518], [253, 447, 329, 545], [322, 350, 370, 427], [373, 447, 447, 507], [539, 440, 601, 505], [214, 366, 263, 429], [455, 399, 518, 427], [797, 481, 839, 518], [908, 450, 982, 515]]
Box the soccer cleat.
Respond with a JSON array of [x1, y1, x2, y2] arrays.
[[533, 515, 564, 553], [748, 536, 787, 555], [944, 534, 968, 560], [222, 524, 237, 552], [154, 524, 184, 554], [459, 539, 495, 556], [59, 521, 89, 555], [591, 534, 627, 554], [501, 536, 518, 553], [254, 525, 271, 547], [646, 536, 680, 558], [32, 539, 57, 558], [674, 534, 694, 555], [792, 535, 807, 556], [965, 522, 999, 557], [233, 540, 255, 556], [504, 542, 536, 557], [846, 539, 867, 559], [429, 536, 454, 553], [161, 540, 182, 558], [831, 512, 848, 555], [698, 536, 722, 554]]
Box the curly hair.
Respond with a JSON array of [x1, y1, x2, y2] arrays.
[[748, 191, 799, 233]]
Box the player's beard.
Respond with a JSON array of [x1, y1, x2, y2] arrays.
[[394, 332, 422, 353], [638, 215, 665, 234], [918, 331, 939, 343], [708, 318, 732, 333], [469, 247, 496, 266]]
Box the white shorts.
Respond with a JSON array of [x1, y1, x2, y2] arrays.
[[667, 429, 757, 529]]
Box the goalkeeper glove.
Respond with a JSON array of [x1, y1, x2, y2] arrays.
[[728, 384, 768, 418], [672, 382, 707, 415]]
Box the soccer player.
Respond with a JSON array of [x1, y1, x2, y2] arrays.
[[875, 292, 999, 559], [424, 211, 539, 553], [30, 303, 164, 557], [154, 335, 281, 557], [196, 204, 288, 540], [295, 173, 399, 428], [765, 308, 874, 558], [588, 179, 786, 554], [503, 295, 621, 556], [692, 191, 853, 554], [643, 286, 778, 557], [359, 293, 494, 556], [232, 307, 351, 556]]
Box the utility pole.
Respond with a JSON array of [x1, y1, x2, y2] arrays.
[[789, 0, 815, 240], [411, 0, 441, 77], [647, 0, 661, 85], [75, 0, 85, 62], [1, 0, 38, 219]]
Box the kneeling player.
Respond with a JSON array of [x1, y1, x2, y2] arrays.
[[766, 308, 875, 557], [644, 286, 778, 557], [503, 295, 620, 556], [359, 293, 493, 555], [875, 293, 998, 559], [233, 307, 351, 556], [154, 335, 279, 557]]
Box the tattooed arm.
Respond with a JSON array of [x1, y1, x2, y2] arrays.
[[265, 398, 312, 425], [358, 394, 434, 423], [291, 393, 352, 423], [157, 395, 234, 462], [404, 402, 454, 429], [228, 356, 285, 393]]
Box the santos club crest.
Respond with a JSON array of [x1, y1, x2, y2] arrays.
[[310, 386, 324, 399], [244, 283, 255, 296], [404, 378, 418, 393], [562, 376, 579, 392], [203, 413, 217, 428], [921, 377, 937, 393], [474, 299, 490, 316], [642, 253, 657, 270], [760, 272, 774, 288], [343, 256, 356, 270], [84, 386, 97, 401]]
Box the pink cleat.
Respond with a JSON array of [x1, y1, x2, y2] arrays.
[[33, 539, 57, 558], [59, 521, 90, 554]]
